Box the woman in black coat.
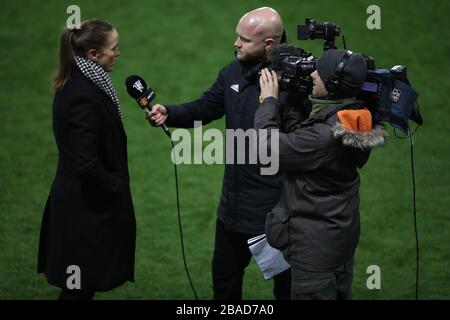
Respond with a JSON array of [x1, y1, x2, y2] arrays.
[[38, 19, 136, 300]]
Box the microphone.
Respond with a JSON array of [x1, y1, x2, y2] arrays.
[[125, 75, 171, 137]]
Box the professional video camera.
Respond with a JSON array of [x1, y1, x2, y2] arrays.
[[268, 18, 423, 133], [268, 44, 316, 96], [267, 18, 344, 97]]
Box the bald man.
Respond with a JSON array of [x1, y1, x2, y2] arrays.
[[234, 7, 284, 61], [148, 7, 307, 300]]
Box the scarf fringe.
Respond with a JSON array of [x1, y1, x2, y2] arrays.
[[74, 55, 123, 120]]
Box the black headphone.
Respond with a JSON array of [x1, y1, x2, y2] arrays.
[[280, 29, 287, 44], [325, 50, 353, 96]]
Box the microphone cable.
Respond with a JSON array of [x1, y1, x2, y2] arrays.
[[408, 129, 419, 300], [126, 75, 198, 298], [167, 133, 199, 300]]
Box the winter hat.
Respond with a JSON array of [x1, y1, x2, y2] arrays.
[[316, 49, 368, 98]]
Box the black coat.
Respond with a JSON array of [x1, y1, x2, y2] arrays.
[[165, 60, 307, 234], [38, 69, 136, 291]]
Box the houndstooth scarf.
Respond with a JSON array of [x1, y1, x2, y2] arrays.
[[74, 55, 123, 120]]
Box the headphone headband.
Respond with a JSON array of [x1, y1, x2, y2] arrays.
[[325, 50, 353, 95]]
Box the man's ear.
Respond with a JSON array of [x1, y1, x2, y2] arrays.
[[264, 38, 275, 52], [87, 49, 99, 62]]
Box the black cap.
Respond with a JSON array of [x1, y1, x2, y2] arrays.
[[316, 49, 367, 98]]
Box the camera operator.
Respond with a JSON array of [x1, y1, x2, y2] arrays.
[[148, 7, 309, 300], [255, 49, 387, 299]]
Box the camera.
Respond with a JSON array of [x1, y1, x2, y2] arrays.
[[268, 44, 316, 96], [266, 18, 343, 95], [359, 57, 422, 131], [268, 18, 422, 132], [297, 18, 341, 51]]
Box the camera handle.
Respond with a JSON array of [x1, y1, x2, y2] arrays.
[[323, 35, 347, 51]]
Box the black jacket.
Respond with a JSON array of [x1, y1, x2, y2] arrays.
[[165, 60, 307, 234], [38, 69, 136, 291], [255, 97, 386, 271]]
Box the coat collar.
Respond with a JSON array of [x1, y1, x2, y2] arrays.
[[100, 92, 127, 141]]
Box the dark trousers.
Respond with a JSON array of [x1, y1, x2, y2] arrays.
[[212, 220, 291, 300], [290, 257, 354, 300], [58, 288, 95, 300]]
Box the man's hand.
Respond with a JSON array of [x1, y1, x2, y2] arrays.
[[146, 104, 168, 127], [259, 68, 279, 100]]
